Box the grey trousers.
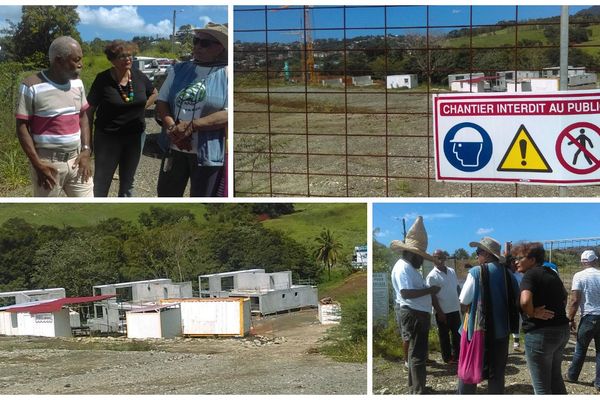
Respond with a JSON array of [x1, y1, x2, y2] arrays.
[[400, 306, 431, 394]]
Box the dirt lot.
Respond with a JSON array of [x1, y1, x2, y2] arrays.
[[234, 84, 600, 197], [374, 336, 598, 395], [0, 309, 366, 395]]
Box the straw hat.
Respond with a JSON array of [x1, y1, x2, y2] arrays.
[[469, 236, 505, 263], [390, 216, 435, 262], [194, 22, 228, 51]]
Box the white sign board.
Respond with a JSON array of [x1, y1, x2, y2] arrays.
[[372, 272, 389, 327], [433, 90, 600, 185]]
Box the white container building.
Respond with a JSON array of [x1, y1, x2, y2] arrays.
[[90, 278, 193, 333], [386, 74, 418, 89], [199, 269, 318, 315], [162, 298, 251, 337], [126, 304, 182, 339]]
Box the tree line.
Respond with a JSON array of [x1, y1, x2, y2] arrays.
[[0, 205, 346, 297]]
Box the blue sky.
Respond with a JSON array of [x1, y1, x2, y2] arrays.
[[373, 202, 600, 255], [234, 5, 591, 43], [0, 6, 227, 41]]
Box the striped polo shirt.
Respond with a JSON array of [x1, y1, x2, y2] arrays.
[[15, 71, 89, 151]]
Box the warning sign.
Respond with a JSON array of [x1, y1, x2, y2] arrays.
[[497, 125, 552, 172], [433, 90, 600, 185]]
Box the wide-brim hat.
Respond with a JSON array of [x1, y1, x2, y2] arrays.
[[390, 216, 435, 262], [469, 236, 505, 263], [194, 22, 228, 51]]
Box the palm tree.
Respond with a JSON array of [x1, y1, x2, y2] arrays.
[[314, 228, 343, 281]]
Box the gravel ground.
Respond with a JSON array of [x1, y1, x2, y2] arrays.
[[374, 336, 598, 395], [0, 309, 366, 395]]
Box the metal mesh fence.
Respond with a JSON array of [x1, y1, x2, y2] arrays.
[[234, 5, 600, 197]]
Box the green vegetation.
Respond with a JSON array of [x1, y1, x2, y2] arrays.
[[0, 204, 366, 294], [318, 272, 367, 363]]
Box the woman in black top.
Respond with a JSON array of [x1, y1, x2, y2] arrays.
[[512, 241, 570, 394], [87, 41, 158, 197]]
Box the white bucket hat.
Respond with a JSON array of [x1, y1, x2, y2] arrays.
[[469, 236, 505, 264]]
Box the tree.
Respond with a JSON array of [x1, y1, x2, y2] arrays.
[[314, 228, 343, 280], [11, 6, 81, 66], [138, 206, 195, 229], [454, 248, 469, 260]]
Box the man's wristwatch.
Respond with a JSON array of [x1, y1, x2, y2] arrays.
[[81, 144, 91, 152]]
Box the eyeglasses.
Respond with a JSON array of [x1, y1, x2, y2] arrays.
[[193, 37, 220, 48], [116, 54, 132, 60], [475, 248, 485, 256]]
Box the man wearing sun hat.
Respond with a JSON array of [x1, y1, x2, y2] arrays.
[[565, 249, 600, 391], [457, 236, 519, 394], [390, 216, 440, 394]]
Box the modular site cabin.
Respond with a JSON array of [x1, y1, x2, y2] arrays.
[[199, 269, 318, 315]]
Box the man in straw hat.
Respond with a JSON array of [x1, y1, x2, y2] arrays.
[[457, 236, 519, 394], [390, 216, 440, 394]]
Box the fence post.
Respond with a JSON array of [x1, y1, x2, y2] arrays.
[[559, 6, 569, 197]]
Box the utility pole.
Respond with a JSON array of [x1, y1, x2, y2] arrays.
[[172, 9, 184, 54]]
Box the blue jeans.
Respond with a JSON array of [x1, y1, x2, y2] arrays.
[[567, 314, 600, 389], [524, 324, 570, 394], [458, 336, 509, 394], [93, 131, 145, 197], [399, 306, 431, 394]]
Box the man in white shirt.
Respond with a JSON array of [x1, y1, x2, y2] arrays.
[[390, 216, 440, 394], [566, 250, 600, 390], [426, 249, 461, 364]]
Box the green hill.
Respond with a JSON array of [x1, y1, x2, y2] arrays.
[[0, 204, 366, 256], [0, 203, 209, 227], [263, 203, 367, 259]]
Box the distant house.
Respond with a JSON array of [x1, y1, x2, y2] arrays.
[[496, 70, 540, 91], [450, 76, 492, 93], [0, 288, 66, 306], [199, 269, 318, 315], [447, 72, 484, 88], [542, 66, 597, 88], [352, 245, 367, 269], [387, 74, 418, 89]]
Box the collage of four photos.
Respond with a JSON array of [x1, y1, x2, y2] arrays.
[[1, 3, 600, 397]]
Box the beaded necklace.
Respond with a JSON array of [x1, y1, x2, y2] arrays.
[[116, 70, 134, 103]]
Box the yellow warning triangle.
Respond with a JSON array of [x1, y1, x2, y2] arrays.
[[497, 124, 552, 172]]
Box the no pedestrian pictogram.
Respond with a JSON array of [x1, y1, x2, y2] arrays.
[[497, 124, 552, 172], [555, 122, 600, 175]]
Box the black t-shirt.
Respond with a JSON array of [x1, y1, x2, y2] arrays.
[[87, 67, 154, 135], [520, 265, 569, 332]]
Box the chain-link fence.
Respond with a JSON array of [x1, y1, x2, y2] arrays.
[[234, 5, 600, 197]]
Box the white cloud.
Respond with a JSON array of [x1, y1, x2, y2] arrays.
[[400, 212, 459, 221], [197, 15, 212, 28], [77, 6, 172, 38], [476, 227, 494, 235], [374, 229, 390, 238], [452, 9, 462, 14]]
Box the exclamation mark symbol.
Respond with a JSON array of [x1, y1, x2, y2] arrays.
[[520, 139, 527, 166]]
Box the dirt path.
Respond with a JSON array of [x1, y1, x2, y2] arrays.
[[374, 337, 598, 395], [0, 310, 366, 395]]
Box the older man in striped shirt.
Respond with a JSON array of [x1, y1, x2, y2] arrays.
[[16, 36, 93, 197]]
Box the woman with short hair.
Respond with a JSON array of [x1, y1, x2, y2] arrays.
[[87, 40, 158, 197], [512, 241, 570, 394]]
